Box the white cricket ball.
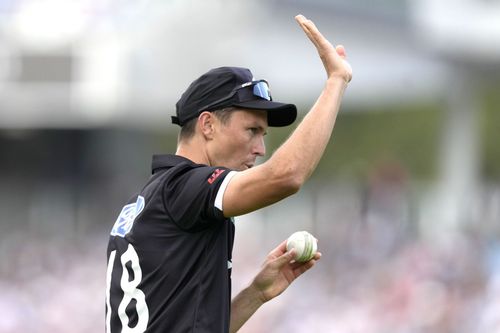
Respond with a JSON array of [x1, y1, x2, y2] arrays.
[[286, 231, 318, 262]]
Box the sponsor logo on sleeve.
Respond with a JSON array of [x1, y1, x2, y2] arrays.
[[208, 168, 225, 184]]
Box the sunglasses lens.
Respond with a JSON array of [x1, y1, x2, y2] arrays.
[[253, 81, 271, 101]]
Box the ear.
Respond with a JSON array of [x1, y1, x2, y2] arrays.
[[198, 111, 215, 140]]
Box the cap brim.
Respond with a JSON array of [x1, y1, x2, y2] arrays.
[[232, 100, 297, 127]]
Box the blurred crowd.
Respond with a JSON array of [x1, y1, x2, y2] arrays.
[[235, 229, 500, 333], [0, 231, 106, 333], [1, 177, 500, 333]]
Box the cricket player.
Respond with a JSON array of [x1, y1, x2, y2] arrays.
[[106, 14, 352, 333]]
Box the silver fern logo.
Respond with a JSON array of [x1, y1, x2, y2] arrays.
[[110, 195, 145, 237]]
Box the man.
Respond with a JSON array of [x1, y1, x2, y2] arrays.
[[106, 14, 352, 333]]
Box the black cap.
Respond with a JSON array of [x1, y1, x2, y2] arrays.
[[172, 67, 297, 127]]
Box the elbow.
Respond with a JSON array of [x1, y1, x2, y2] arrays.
[[273, 166, 306, 196], [284, 174, 304, 194]]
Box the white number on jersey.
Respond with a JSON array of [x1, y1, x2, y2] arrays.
[[106, 244, 149, 332]]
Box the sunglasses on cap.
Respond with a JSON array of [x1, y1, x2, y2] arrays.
[[199, 80, 272, 112]]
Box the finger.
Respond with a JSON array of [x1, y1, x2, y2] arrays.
[[272, 248, 296, 268], [290, 252, 319, 268], [295, 15, 321, 48], [295, 14, 319, 36], [295, 14, 306, 22], [295, 15, 331, 50], [292, 259, 317, 277], [294, 14, 311, 29]]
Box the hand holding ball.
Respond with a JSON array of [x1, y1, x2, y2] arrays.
[[286, 231, 318, 262]]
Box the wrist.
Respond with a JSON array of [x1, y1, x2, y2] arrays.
[[324, 76, 349, 95], [230, 284, 265, 333], [326, 75, 349, 88]]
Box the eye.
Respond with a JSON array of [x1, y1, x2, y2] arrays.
[[247, 126, 267, 136]]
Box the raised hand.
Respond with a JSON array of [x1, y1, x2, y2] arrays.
[[295, 14, 352, 83]]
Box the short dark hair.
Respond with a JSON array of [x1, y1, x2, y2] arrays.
[[178, 107, 235, 141]]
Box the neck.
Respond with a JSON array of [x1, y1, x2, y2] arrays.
[[175, 136, 211, 166]]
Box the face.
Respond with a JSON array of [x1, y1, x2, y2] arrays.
[[208, 109, 268, 171]]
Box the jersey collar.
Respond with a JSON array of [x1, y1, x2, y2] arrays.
[[151, 154, 195, 174]]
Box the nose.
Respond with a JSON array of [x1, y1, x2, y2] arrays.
[[253, 136, 266, 157]]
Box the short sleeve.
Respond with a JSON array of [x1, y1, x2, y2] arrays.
[[161, 165, 233, 231]]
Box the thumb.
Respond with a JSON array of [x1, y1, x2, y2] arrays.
[[336, 44, 347, 58]]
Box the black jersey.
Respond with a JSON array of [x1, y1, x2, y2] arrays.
[[106, 154, 236, 333]]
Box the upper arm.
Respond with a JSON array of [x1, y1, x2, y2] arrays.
[[220, 163, 300, 217]]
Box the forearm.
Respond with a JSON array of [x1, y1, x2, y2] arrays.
[[230, 284, 264, 333], [268, 77, 348, 184]]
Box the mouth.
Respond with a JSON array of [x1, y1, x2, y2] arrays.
[[244, 163, 254, 169]]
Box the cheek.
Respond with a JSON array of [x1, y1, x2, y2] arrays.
[[223, 134, 252, 162], [227, 135, 249, 156], [214, 132, 240, 154], [215, 128, 253, 158]]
